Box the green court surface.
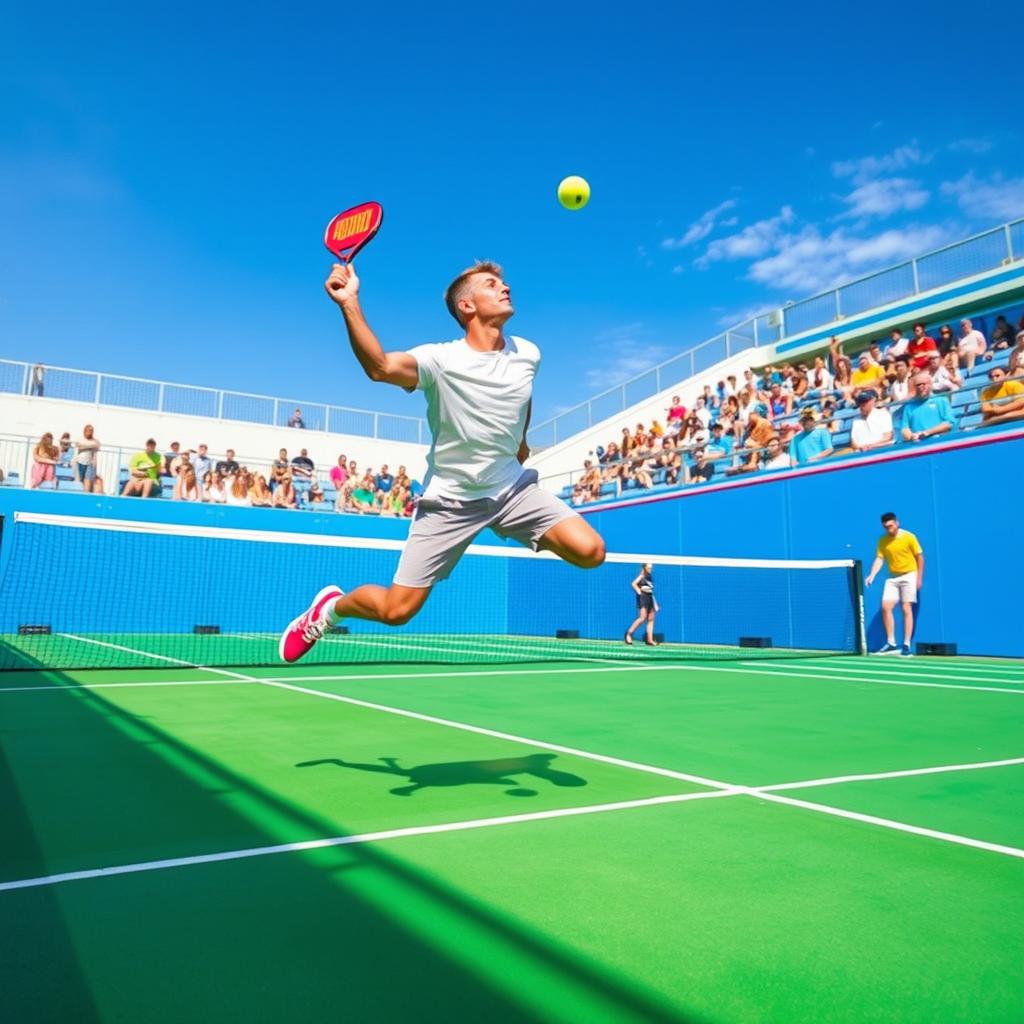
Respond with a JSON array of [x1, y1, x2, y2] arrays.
[[2, 649, 1023, 1022]]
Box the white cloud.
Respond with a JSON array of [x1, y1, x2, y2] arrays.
[[940, 171, 1024, 221], [696, 206, 795, 267], [662, 199, 737, 250], [838, 177, 930, 219], [832, 142, 927, 184], [947, 137, 993, 155], [584, 324, 672, 390]]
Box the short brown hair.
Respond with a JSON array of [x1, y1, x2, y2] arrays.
[[444, 261, 504, 327]]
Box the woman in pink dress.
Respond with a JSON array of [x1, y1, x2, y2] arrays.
[[30, 433, 59, 488]]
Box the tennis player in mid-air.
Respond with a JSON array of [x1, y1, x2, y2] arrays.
[[279, 259, 607, 662]]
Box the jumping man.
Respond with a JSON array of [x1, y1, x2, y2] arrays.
[[865, 511, 924, 656], [279, 260, 607, 662]]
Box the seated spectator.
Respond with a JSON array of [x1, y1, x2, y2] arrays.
[[273, 472, 297, 508], [74, 423, 103, 494], [692, 397, 711, 428], [382, 483, 408, 515], [288, 407, 306, 428], [727, 407, 776, 475], [957, 318, 987, 374], [792, 371, 809, 400], [887, 327, 910, 359], [290, 448, 315, 506], [602, 441, 620, 467], [760, 437, 791, 471], [270, 448, 289, 492], [935, 324, 955, 356], [790, 411, 834, 465], [907, 323, 939, 369], [651, 438, 682, 484], [867, 342, 884, 365], [249, 474, 273, 507], [122, 439, 162, 497], [376, 463, 395, 494], [700, 384, 719, 410], [686, 448, 714, 484], [979, 366, 1024, 426], [202, 470, 227, 503], [193, 444, 211, 495], [573, 460, 602, 504], [216, 449, 239, 476], [1008, 335, 1024, 377], [162, 441, 181, 476], [349, 471, 377, 512], [309, 480, 325, 504], [850, 392, 894, 451], [760, 364, 782, 388], [174, 451, 192, 482], [851, 353, 887, 398], [225, 469, 253, 506], [833, 356, 854, 405], [717, 395, 739, 434], [705, 422, 734, 460], [329, 454, 349, 502], [649, 419, 665, 438], [681, 411, 708, 448], [735, 386, 757, 434], [941, 351, 963, 389], [901, 373, 957, 443], [988, 315, 1015, 355], [29, 432, 59, 489], [767, 382, 793, 419], [888, 360, 912, 403], [57, 433, 74, 469], [926, 352, 959, 392], [630, 458, 653, 490], [666, 396, 686, 432], [619, 427, 633, 458], [174, 466, 201, 501]]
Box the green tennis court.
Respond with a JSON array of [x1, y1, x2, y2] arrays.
[[2, 648, 1023, 1022]]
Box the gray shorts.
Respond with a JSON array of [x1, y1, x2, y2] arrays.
[[883, 571, 918, 605], [394, 469, 579, 589]]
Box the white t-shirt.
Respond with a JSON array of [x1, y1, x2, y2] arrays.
[[761, 452, 792, 471], [890, 378, 911, 402], [888, 336, 910, 357], [408, 335, 538, 501], [958, 329, 986, 357], [851, 408, 894, 449]]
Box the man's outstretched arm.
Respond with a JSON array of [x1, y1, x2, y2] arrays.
[[325, 263, 418, 388]]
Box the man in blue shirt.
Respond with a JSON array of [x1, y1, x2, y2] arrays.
[[790, 411, 834, 465], [705, 422, 734, 460], [900, 373, 957, 443], [375, 464, 395, 494]]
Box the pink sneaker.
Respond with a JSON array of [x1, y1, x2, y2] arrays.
[[279, 585, 344, 663]]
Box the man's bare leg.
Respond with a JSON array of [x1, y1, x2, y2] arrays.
[[538, 517, 606, 568], [901, 601, 915, 647], [331, 584, 432, 627]]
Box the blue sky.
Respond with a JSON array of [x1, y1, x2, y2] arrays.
[[2, 1, 1022, 428]]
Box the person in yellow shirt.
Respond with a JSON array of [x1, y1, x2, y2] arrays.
[[865, 512, 924, 656], [980, 366, 1024, 426], [851, 353, 887, 400]]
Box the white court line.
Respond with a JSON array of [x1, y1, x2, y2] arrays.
[[751, 791, 1024, 860], [795, 657, 1024, 677], [61, 633, 198, 667], [742, 660, 1024, 686], [0, 678, 255, 694], [0, 789, 739, 893], [756, 756, 1024, 793]]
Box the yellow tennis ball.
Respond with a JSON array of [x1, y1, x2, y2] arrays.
[[558, 176, 590, 210]]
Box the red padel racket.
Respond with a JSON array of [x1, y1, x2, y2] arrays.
[[324, 201, 383, 263]]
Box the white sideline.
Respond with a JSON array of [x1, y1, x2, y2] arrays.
[[0, 789, 739, 893], [745, 660, 1024, 686]]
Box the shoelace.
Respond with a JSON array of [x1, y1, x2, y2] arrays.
[[300, 617, 327, 644]]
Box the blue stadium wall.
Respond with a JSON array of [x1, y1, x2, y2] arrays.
[[1, 430, 1021, 657]]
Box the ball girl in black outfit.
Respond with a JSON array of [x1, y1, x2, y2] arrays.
[[625, 563, 659, 646]]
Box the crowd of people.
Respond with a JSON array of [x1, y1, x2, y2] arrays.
[[24, 425, 420, 516], [570, 314, 1024, 504]]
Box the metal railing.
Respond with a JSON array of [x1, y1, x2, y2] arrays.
[[529, 217, 1024, 449], [1, 360, 428, 445]]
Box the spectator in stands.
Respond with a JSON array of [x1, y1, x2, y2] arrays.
[[888, 360, 912, 403], [349, 471, 377, 511], [666, 395, 686, 432], [291, 448, 315, 502], [202, 470, 227, 504], [122, 439, 162, 497], [249, 474, 273, 507], [850, 392, 894, 451], [161, 441, 181, 476], [173, 465, 201, 502], [717, 395, 739, 435], [273, 472, 297, 508], [727, 407, 776, 475], [681, 411, 708, 448], [790, 411, 834, 465], [57, 433, 74, 470], [735, 386, 757, 435], [941, 352, 964, 390], [705, 422, 734, 461], [619, 427, 633, 458], [979, 366, 1024, 426], [686, 448, 714, 484], [936, 324, 956, 357], [901, 373, 957, 443], [288, 407, 306, 428], [725, 375, 738, 398], [832, 356, 854, 405], [867, 342, 884, 366], [309, 479, 325, 504], [760, 437, 791, 471], [1008, 335, 1024, 377], [851, 353, 886, 400], [693, 397, 711, 429], [926, 352, 959, 392], [216, 449, 239, 477], [601, 441, 620, 469], [376, 464, 395, 496], [767, 382, 793, 419], [887, 327, 910, 359], [791, 370, 809, 401], [330, 454, 349, 499], [27, 362, 45, 397], [988, 315, 1015, 356], [74, 423, 103, 494], [957, 318, 987, 374], [649, 419, 665, 438], [29, 432, 58, 489], [573, 460, 602, 505], [193, 444, 211, 490], [701, 384, 719, 410], [270, 448, 289, 492], [650, 437, 681, 484], [907, 323, 939, 369], [225, 470, 252, 507]]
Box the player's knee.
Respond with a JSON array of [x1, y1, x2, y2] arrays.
[[578, 537, 606, 569], [381, 600, 419, 627]]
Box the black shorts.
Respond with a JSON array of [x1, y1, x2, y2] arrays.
[[636, 594, 654, 613]]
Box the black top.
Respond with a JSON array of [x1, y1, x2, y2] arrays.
[[637, 572, 654, 595], [216, 459, 239, 476]]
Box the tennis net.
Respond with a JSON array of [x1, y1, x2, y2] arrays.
[[0, 512, 864, 671]]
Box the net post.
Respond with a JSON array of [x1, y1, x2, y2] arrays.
[[851, 558, 867, 655]]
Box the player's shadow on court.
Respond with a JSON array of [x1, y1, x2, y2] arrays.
[[296, 752, 588, 797]]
